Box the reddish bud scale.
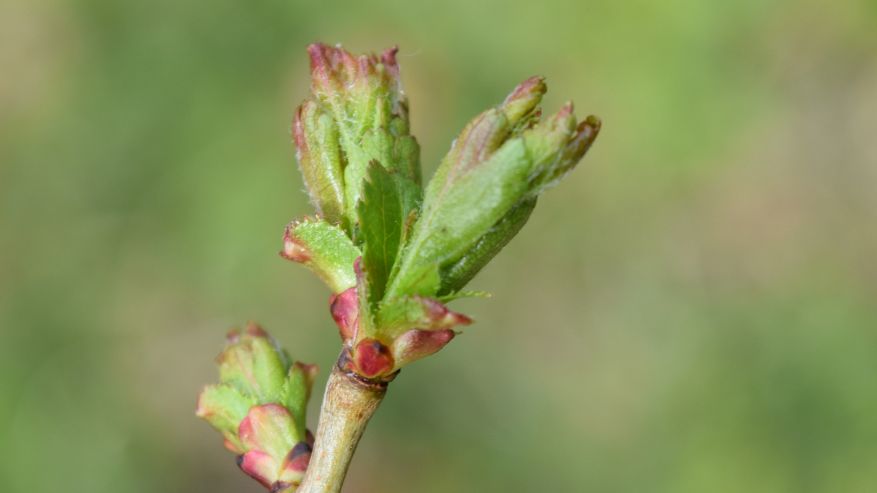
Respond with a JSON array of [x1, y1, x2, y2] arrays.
[[352, 338, 395, 379], [392, 328, 456, 368], [281, 224, 312, 263], [329, 287, 359, 341], [238, 450, 275, 488], [417, 296, 473, 327]]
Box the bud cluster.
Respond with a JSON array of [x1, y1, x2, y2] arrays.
[[196, 323, 317, 492], [284, 43, 600, 382]]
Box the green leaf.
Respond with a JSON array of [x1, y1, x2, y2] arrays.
[[386, 138, 532, 298], [439, 197, 537, 295], [358, 161, 421, 305], [282, 218, 361, 293], [282, 362, 317, 438], [196, 384, 256, 437], [293, 101, 347, 225], [217, 330, 288, 403], [528, 114, 601, 196]]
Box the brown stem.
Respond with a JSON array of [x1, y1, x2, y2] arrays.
[[297, 360, 387, 493]]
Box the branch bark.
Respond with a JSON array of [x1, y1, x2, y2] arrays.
[[297, 360, 387, 493]]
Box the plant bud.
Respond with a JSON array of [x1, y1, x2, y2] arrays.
[[386, 78, 600, 300], [197, 324, 316, 491], [295, 43, 421, 231]]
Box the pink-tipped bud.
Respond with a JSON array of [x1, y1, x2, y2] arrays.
[[281, 223, 311, 263], [501, 76, 546, 124], [329, 287, 359, 341], [197, 326, 315, 490], [392, 328, 457, 368], [417, 297, 473, 328]]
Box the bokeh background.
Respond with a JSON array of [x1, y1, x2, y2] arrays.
[[2, 0, 876, 491]]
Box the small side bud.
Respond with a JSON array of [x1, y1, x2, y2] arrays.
[[350, 338, 396, 379], [197, 326, 316, 491], [329, 287, 359, 341]]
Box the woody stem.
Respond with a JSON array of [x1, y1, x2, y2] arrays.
[[296, 360, 387, 493]]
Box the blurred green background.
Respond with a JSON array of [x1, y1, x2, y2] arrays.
[[2, 0, 876, 491]]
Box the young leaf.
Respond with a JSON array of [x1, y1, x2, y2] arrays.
[[293, 101, 347, 225], [196, 384, 256, 448], [304, 44, 421, 228], [358, 161, 405, 304], [218, 327, 288, 403], [282, 362, 318, 438], [439, 197, 537, 295], [386, 138, 532, 298], [356, 160, 421, 302], [281, 218, 361, 293]]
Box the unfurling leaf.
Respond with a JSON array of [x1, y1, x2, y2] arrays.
[[293, 101, 346, 225], [281, 218, 361, 293], [439, 197, 537, 295], [385, 77, 600, 302], [358, 161, 407, 305], [302, 43, 421, 229]]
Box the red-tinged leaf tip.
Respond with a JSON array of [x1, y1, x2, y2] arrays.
[[393, 328, 456, 368], [564, 115, 602, 161], [381, 46, 399, 69], [307, 43, 332, 78], [339, 48, 358, 80], [555, 101, 574, 121], [502, 76, 546, 124], [292, 103, 308, 151], [417, 296, 473, 327], [504, 76, 545, 101], [353, 338, 395, 378], [355, 54, 376, 80], [583, 114, 602, 136], [225, 328, 241, 344], [293, 361, 319, 385], [329, 287, 359, 341], [451, 110, 511, 174], [280, 224, 311, 263], [381, 46, 401, 85], [244, 321, 269, 339], [238, 450, 276, 488]]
